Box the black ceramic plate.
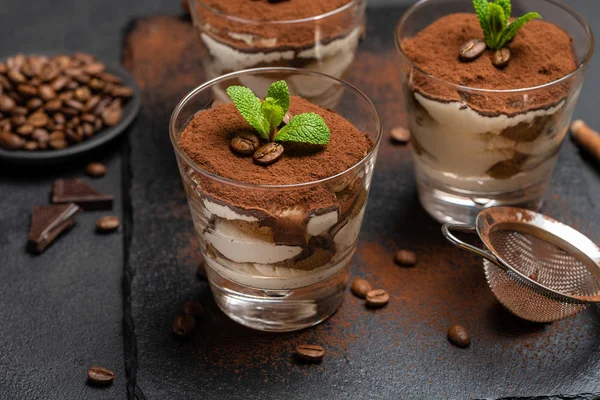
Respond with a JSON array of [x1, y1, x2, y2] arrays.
[[0, 61, 141, 165]]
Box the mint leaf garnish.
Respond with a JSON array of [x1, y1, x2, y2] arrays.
[[267, 81, 290, 115], [274, 113, 330, 146], [261, 97, 285, 133], [226, 86, 269, 140], [473, 0, 541, 50]]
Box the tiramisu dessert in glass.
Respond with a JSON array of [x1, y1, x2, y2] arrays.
[[396, 0, 593, 224], [188, 0, 365, 106], [170, 68, 381, 332]]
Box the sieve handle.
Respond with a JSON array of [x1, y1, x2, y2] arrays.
[[441, 224, 499, 265]]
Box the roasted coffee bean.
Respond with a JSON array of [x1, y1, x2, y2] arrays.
[[49, 138, 67, 149], [66, 80, 79, 90], [75, 86, 91, 102], [492, 47, 511, 69], [459, 39, 486, 62], [74, 74, 91, 85], [87, 366, 115, 385], [7, 69, 26, 84], [101, 99, 122, 126], [0, 120, 10, 132], [86, 162, 106, 177], [58, 90, 74, 101], [50, 76, 70, 92], [85, 96, 101, 112], [111, 86, 134, 98], [17, 84, 37, 97], [448, 324, 470, 348], [0, 63, 6, 74], [66, 128, 84, 142], [45, 98, 63, 112], [230, 132, 260, 156], [93, 97, 111, 116], [81, 113, 96, 123], [32, 129, 49, 144], [12, 106, 28, 116], [94, 118, 103, 132], [365, 289, 389, 308], [28, 112, 49, 128], [38, 85, 56, 101], [26, 98, 43, 110], [0, 75, 12, 91], [53, 113, 66, 125], [11, 114, 26, 127], [394, 249, 417, 266], [253, 142, 284, 165], [49, 130, 66, 141], [99, 72, 122, 84], [351, 278, 373, 299], [96, 216, 120, 232], [295, 344, 325, 362], [102, 83, 115, 95], [7, 55, 25, 70], [74, 52, 96, 64], [17, 124, 34, 136], [20, 63, 35, 78], [84, 62, 105, 75], [39, 63, 61, 82], [0, 132, 25, 149], [390, 126, 410, 144], [64, 99, 84, 111], [0, 95, 15, 112], [61, 107, 80, 117], [64, 67, 84, 77], [83, 123, 95, 137], [172, 314, 196, 337], [23, 141, 39, 151], [89, 78, 105, 91], [183, 301, 204, 317]]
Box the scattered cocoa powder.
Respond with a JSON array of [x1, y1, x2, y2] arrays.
[[192, 0, 361, 52], [400, 14, 579, 116]]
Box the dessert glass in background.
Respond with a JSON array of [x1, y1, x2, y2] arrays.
[[395, 0, 594, 224], [170, 68, 382, 332], [188, 0, 366, 107]]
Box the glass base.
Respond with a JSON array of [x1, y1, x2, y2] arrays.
[[206, 260, 351, 332], [417, 174, 547, 225]]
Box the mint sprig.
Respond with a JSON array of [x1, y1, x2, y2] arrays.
[[226, 81, 330, 146], [473, 0, 541, 50]]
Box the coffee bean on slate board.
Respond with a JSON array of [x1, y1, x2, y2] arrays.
[[351, 278, 373, 299], [295, 344, 325, 362], [172, 314, 196, 337], [86, 162, 106, 177], [365, 289, 389, 308], [96, 216, 120, 233], [395, 249, 417, 266], [448, 324, 471, 348], [87, 366, 115, 385]]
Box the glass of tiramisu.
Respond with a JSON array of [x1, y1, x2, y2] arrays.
[[396, 0, 593, 224], [170, 68, 381, 332], [188, 0, 365, 107]]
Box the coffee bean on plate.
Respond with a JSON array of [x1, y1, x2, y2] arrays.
[[184, 301, 204, 317], [351, 278, 373, 299], [85, 162, 106, 177], [231, 132, 260, 156], [390, 126, 410, 144], [0, 132, 25, 149], [448, 324, 471, 348], [395, 249, 417, 266], [172, 314, 196, 337], [96, 216, 120, 233], [23, 141, 39, 151], [87, 366, 115, 385], [254, 142, 284, 165], [459, 39, 486, 62], [295, 344, 325, 362], [492, 47, 511, 69], [366, 289, 389, 308]]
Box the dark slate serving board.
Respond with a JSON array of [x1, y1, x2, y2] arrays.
[[121, 7, 600, 400]]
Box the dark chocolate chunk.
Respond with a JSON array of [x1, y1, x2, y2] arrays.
[[27, 203, 82, 254], [51, 178, 113, 210]]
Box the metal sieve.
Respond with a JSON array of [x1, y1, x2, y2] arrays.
[[442, 207, 600, 323]]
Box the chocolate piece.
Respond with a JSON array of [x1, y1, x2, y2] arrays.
[[51, 178, 113, 210], [27, 203, 82, 253]]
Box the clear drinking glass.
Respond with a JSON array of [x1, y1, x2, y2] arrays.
[[169, 68, 382, 332], [395, 0, 594, 224], [188, 0, 366, 107]]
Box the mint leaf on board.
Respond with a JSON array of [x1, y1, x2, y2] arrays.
[[274, 113, 330, 146], [260, 98, 285, 133], [267, 81, 290, 115], [498, 12, 542, 48], [226, 86, 270, 140], [495, 0, 511, 19]]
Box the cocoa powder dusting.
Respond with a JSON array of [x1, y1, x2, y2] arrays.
[[193, 0, 359, 51], [401, 14, 578, 115]]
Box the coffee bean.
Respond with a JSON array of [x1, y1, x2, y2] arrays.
[[83, 123, 95, 137], [231, 132, 260, 156], [74, 74, 91, 85], [295, 344, 325, 362], [183, 300, 204, 317], [89, 78, 105, 92], [45, 98, 63, 112], [0, 132, 25, 149], [172, 314, 195, 337], [38, 85, 56, 101], [50, 76, 70, 92], [87, 366, 115, 385], [0, 75, 12, 91], [492, 47, 511, 69], [26, 98, 43, 110], [111, 86, 134, 98], [7, 69, 26, 84], [351, 278, 373, 299], [96, 216, 120, 233], [0, 120, 10, 132], [17, 124, 34, 136], [459, 39, 486, 62], [101, 99, 122, 126], [390, 126, 410, 144], [85, 96, 101, 112], [65, 99, 84, 111], [49, 130, 66, 141], [0, 95, 15, 112], [86, 162, 106, 177], [75, 86, 91, 102], [32, 128, 49, 144], [53, 113, 66, 125], [39, 63, 60, 82], [66, 128, 84, 143], [84, 62, 105, 75], [447, 324, 470, 348], [99, 72, 122, 84], [49, 138, 67, 149], [0, 63, 6, 74], [74, 52, 96, 64], [254, 142, 284, 165], [394, 250, 417, 266], [81, 113, 96, 124], [93, 97, 111, 116], [365, 289, 389, 308], [17, 84, 37, 97], [28, 112, 49, 128], [59, 91, 74, 101], [11, 114, 26, 127], [24, 141, 39, 151]]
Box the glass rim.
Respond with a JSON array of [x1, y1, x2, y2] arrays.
[[190, 0, 364, 25], [169, 67, 383, 190], [394, 0, 595, 94]]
